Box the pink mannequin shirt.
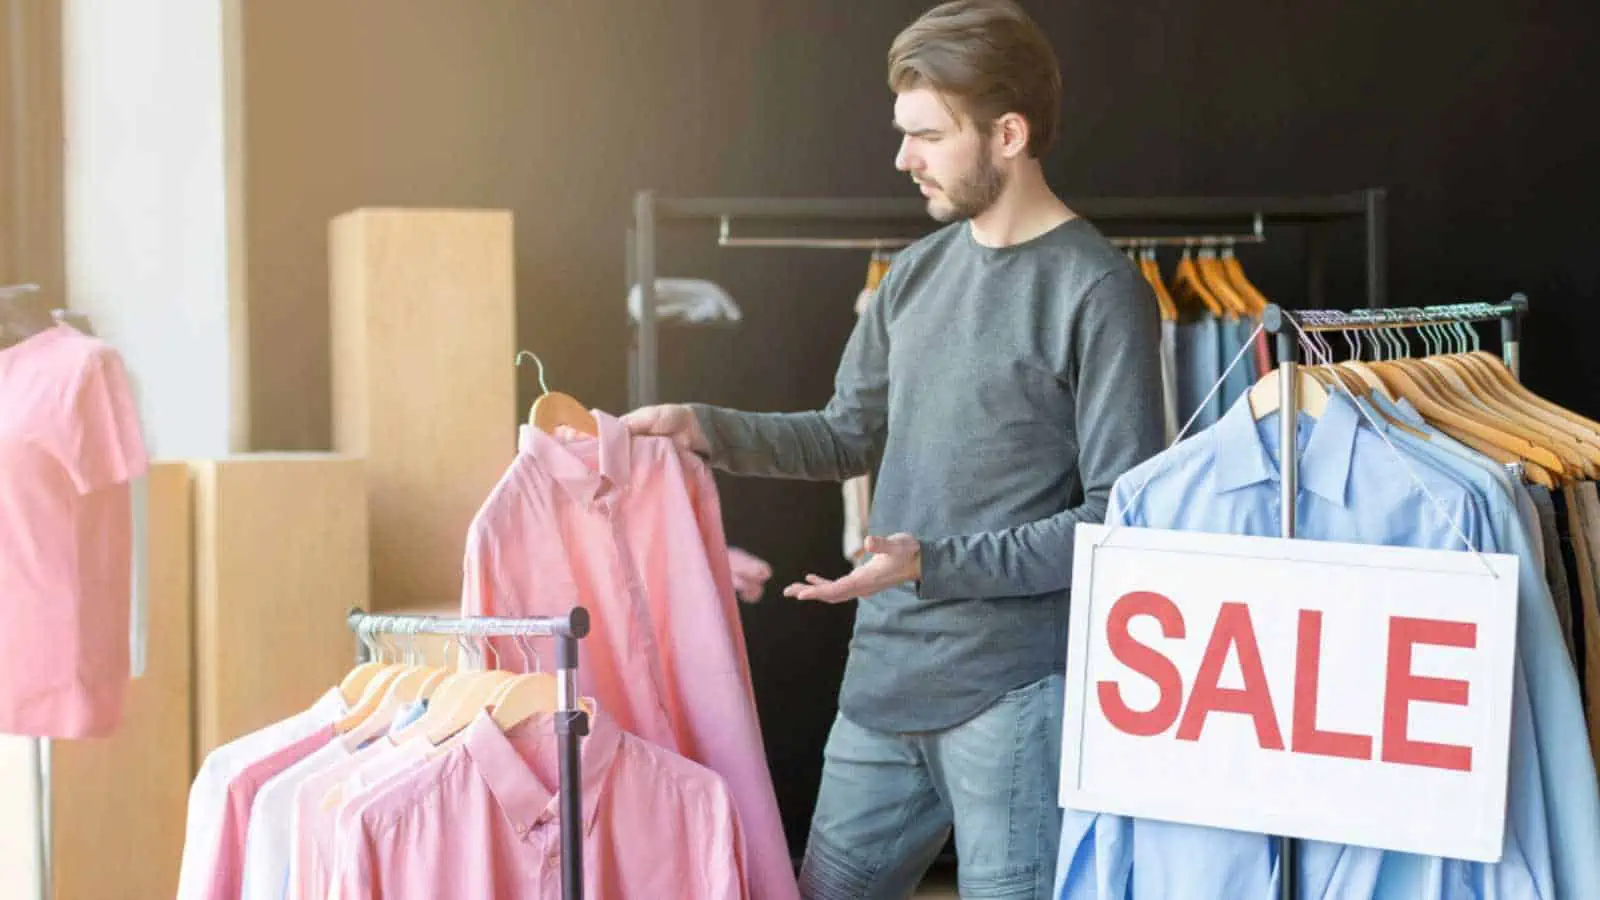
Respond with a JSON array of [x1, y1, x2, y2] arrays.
[[0, 324, 147, 738]]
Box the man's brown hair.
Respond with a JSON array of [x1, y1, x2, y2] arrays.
[[887, 0, 1062, 158]]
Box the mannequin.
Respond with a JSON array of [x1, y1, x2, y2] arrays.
[[0, 284, 58, 348]]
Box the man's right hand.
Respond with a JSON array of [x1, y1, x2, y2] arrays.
[[619, 404, 710, 455]]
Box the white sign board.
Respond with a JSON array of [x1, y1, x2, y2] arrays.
[[1061, 524, 1520, 862]]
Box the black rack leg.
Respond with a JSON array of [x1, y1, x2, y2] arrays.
[[556, 634, 588, 900], [1365, 189, 1387, 309]]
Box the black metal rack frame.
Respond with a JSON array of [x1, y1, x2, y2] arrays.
[[626, 188, 1388, 407]]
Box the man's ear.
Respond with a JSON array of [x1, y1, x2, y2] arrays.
[[994, 112, 1030, 159]]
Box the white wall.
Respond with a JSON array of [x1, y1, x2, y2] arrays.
[[61, 0, 240, 459]]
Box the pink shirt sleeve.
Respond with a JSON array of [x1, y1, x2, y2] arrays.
[[205, 726, 333, 900], [64, 347, 147, 494]]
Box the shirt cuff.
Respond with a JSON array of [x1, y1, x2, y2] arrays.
[[914, 536, 956, 599], [685, 403, 735, 468]]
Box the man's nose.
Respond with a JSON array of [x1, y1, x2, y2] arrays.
[[894, 136, 915, 173]]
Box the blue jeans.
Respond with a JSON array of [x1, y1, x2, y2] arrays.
[[799, 674, 1064, 899]]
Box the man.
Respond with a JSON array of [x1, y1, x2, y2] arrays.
[[623, 1, 1164, 896]]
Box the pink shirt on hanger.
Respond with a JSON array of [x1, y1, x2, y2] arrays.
[[287, 736, 430, 900], [204, 724, 334, 900], [331, 710, 748, 899], [0, 324, 146, 738], [463, 411, 794, 899]]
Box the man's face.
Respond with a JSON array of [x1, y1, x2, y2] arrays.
[[893, 88, 1005, 223]]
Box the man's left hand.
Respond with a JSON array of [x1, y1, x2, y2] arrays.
[[783, 534, 922, 604]]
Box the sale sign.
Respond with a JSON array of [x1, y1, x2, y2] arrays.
[[1060, 524, 1520, 862]]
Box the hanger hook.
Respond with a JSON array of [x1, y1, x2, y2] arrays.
[[515, 350, 551, 394], [515, 635, 541, 673], [358, 619, 379, 663]]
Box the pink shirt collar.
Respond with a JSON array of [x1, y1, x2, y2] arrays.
[[516, 410, 632, 506], [459, 706, 621, 839]]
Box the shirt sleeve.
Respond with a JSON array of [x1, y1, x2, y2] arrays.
[[328, 818, 380, 900], [916, 266, 1166, 599], [63, 346, 148, 494], [695, 779, 753, 900], [685, 259, 895, 482]]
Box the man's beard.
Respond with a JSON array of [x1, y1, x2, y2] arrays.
[[923, 154, 1006, 222]]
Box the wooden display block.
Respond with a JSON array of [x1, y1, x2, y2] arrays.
[[51, 462, 192, 899], [329, 208, 516, 613], [191, 454, 368, 757]]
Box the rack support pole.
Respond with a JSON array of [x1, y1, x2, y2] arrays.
[[34, 737, 51, 900], [556, 617, 590, 900], [1266, 303, 1299, 900], [1502, 293, 1527, 381], [633, 192, 658, 409], [1365, 188, 1387, 309]]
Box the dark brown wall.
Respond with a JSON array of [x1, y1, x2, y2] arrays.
[[243, 0, 1600, 852]]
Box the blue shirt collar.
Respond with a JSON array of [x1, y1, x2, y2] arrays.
[[1210, 389, 1360, 507]]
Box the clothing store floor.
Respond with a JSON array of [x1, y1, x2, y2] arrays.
[[914, 869, 959, 898]]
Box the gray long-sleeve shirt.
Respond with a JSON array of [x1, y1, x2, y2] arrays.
[[689, 216, 1165, 732]]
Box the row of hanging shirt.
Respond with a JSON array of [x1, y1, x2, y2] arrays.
[[0, 286, 148, 741], [1131, 244, 1273, 444], [1052, 308, 1600, 899], [177, 402, 795, 899]]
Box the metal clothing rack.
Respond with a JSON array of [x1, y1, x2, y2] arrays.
[[347, 607, 592, 900], [627, 188, 1388, 408], [1260, 294, 1526, 900]]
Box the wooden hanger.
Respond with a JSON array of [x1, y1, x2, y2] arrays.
[[1295, 328, 1431, 439], [386, 633, 519, 746], [1431, 354, 1600, 476], [1343, 324, 1568, 483], [1339, 361, 1394, 400], [1196, 249, 1250, 318], [516, 351, 598, 436], [338, 625, 401, 707], [1457, 351, 1600, 450], [1220, 249, 1270, 317], [1139, 250, 1178, 321], [1366, 360, 1568, 478], [419, 668, 517, 744], [1412, 356, 1592, 476], [1401, 346, 1592, 476], [487, 673, 562, 731], [333, 665, 406, 734], [338, 656, 448, 742], [1248, 368, 1328, 420], [1172, 248, 1226, 318], [865, 252, 892, 292]]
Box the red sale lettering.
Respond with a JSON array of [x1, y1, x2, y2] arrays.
[[1097, 591, 1186, 737], [1292, 610, 1373, 760], [1176, 602, 1285, 750], [1382, 616, 1476, 772]]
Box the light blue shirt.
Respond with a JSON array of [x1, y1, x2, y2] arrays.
[[1218, 317, 1258, 411], [1056, 390, 1562, 899], [1376, 394, 1600, 898], [388, 698, 428, 734], [1174, 317, 1223, 432], [1349, 395, 1553, 899]]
